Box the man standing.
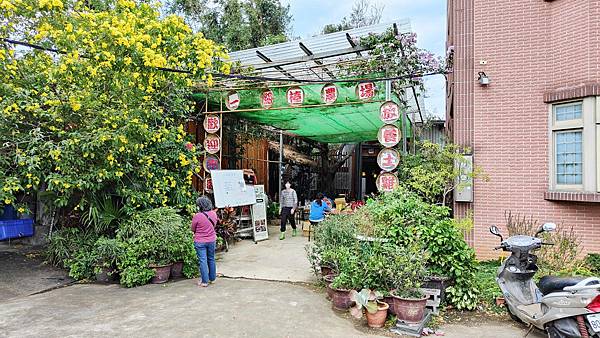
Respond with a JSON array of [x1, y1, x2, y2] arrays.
[[279, 181, 298, 240]]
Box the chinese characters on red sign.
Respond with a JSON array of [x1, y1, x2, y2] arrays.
[[203, 114, 220, 134], [377, 173, 399, 192], [356, 82, 375, 100], [261, 90, 274, 109], [225, 91, 240, 110], [321, 84, 338, 104], [287, 87, 304, 106], [379, 101, 400, 123], [377, 124, 401, 148], [204, 135, 221, 154], [377, 148, 399, 172]]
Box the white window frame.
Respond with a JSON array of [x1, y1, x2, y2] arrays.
[[549, 97, 597, 192]]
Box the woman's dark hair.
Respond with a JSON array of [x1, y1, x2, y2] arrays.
[[196, 196, 214, 212], [315, 193, 324, 207]]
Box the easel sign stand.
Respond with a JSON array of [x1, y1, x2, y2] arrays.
[[212, 170, 263, 242], [252, 185, 269, 242]]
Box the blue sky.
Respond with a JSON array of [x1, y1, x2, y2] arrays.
[[281, 0, 447, 119]]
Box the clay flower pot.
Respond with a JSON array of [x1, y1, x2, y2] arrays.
[[391, 292, 428, 323], [495, 296, 505, 306], [366, 301, 389, 328], [383, 295, 396, 315], [150, 264, 172, 284], [170, 261, 184, 278], [320, 265, 335, 277], [330, 285, 355, 311], [323, 275, 336, 300]]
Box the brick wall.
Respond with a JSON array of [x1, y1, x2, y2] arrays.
[[449, 0, 600, 259]]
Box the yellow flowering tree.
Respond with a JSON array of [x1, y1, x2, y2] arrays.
[[0, 0, 229, 218]]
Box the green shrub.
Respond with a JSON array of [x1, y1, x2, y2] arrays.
[[363, 188, 479, 309], [46, 227, 98, 267], [116, 207, 196, 287], [586, 254, 600, 275]]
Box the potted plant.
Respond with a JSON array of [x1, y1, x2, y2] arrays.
[[349, 289, 389, 328], [149, 252, 172, 284], [330, 273, 356, 311], [323, 272, 338, 300], [388, 242, 429, 323], [93, 237, 120, 283]]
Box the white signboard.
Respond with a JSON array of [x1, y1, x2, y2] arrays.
[[211, 170, 257, 208], [252, 185, 268, 241]]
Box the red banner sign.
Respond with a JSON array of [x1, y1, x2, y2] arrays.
[[203, 114, 220, 134], [204, 134, 221, 154]]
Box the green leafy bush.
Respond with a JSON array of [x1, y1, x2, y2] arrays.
[[586, 254, 600, 275], [116, 207, 196, 287], [363, 188, 479, 309]]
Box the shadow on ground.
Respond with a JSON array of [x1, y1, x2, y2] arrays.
[[0, 243, 72, 301]]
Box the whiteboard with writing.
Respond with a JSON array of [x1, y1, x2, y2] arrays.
[[211, 170, 257, 208]]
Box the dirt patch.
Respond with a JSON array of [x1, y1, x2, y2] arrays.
[[0, 244, 73, 301]]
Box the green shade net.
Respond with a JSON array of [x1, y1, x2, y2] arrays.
[[193, 81, 412, 144]]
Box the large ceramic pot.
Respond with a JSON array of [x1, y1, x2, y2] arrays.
[[391, 292, 428, 323], [320, 265, 335, 277], [323, 275, 336, 300], [366, 301, 389, 328], [170, 261, 184, 278], [330, 286, 355, 311], [383, 296, 396, 315], [150, 264, 172, 284]]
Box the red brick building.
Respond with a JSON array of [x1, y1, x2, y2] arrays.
[[446, 0, 600, 259]]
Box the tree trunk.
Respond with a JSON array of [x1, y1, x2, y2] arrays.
[[317, 143, 356, 195]]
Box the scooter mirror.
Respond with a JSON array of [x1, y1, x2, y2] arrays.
[[542, 223, 557, 232], [489, 225, 501, 237]]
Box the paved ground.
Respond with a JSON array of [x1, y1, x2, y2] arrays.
[[217, 225, 316, 283], [0, 225, 545, 337], [0, 243, 72, 300]]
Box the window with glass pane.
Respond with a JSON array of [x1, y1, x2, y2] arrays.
[[555, 131, 583, 185], [555, 103, 582, 121]]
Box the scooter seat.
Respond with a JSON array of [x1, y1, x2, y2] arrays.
[[538, 276, 587, 295]]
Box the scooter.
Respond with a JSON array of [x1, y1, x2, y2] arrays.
[[490, 223, 600, 338]]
